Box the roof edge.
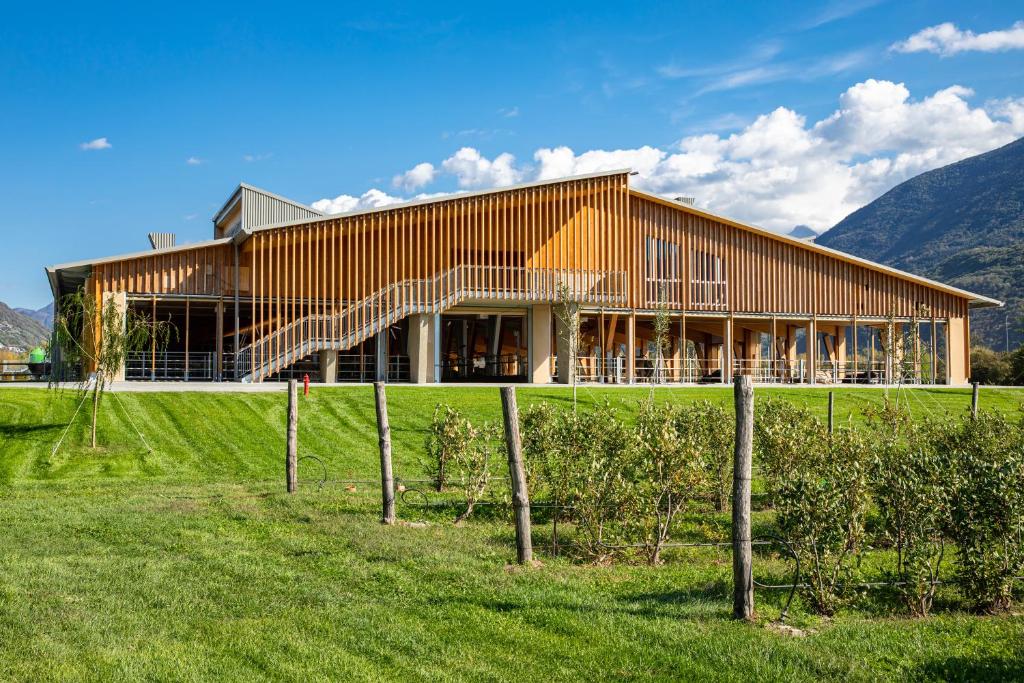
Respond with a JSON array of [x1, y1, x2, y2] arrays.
[[47, 237, 232, 273], [629, 188, 1004, 309], [232, 169, 632, 242]]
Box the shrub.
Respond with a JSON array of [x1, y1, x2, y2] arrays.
[[937, 411, 1024, 612], [452, 421, 503, 525], [424, 404, 473, 492], [866, 401, 949, 616], [757, 399, 871, 615], [625, 401, 723, 563]]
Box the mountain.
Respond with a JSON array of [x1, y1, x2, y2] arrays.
[[818, 137, 1024, 350], [0, 301, 50, 350], [14, 302, 53, 329], [788, 225, 818, 239]]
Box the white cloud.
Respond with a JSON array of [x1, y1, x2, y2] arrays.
[[186, 156, 204, 166], [80, 137, 111, 151], [440, 147, 523, 188], [891, 21, 1024, 56], [311, 188, 405, 215], [499, 106, 520, 118], [392, 162, 436, 191], [243, 153, 272, 162], [311, 79, 1024, 233]]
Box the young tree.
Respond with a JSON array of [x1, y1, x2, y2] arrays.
[[652, 284, 671, 386], [555, 280, 581, 408], [52, 289, 174, 448]]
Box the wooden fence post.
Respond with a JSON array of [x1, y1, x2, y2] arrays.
[[971, 381, 979, 419], [374, 382, 396, 525], [828, 390, 834, 434], [501, 386, 533, 565], [286, 379, 298, 493], [732, 375, 754, 620]]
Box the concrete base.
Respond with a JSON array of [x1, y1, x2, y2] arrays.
[[319, 349, 338, 383], [530, 304, 552, 384], [408, 314, 437, 384]]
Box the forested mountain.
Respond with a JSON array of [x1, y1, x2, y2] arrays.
[[818, 137, 1024, 350]]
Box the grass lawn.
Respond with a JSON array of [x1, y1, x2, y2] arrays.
[[1, 385, 1023, 681]]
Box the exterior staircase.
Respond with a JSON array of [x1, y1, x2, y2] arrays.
[[236, 265, 626, 382]]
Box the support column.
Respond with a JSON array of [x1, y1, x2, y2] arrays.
[[836, 325, 848, 380], [529, 304, 552, 384], [555, 308, 572, 385], [319, 349, 338, 383], [785, 325, 797, 381], [807, 318, 817, 385], [102, 292, 128, 381], [376, 331, 388, 382], [626, 312, 636, 383], [721, 318, 733, 384], [408, 313, 437, 384], [947, 316, 969, 385], [215, 298, 224, 381]]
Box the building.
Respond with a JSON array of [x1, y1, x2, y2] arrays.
[[46, 171, 1000, 385]]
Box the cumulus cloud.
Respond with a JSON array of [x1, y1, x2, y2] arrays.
[[392, 162, 436, 191], [530, 80, 1024, 232], [80, 137, 111, 151], [440, 147, 523, 188], [311, 79, 1024, 233], [311, 189, 405, 215], [891, 21, 1024, 56]]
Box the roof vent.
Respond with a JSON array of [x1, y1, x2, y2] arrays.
[[673, 196, 696, 206], [148, 232, 176, 250]]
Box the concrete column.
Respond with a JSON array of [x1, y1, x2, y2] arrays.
[[375, 331, 388, 382], [103, 292, 128, 381], [947, 316, 969, 385], [408, 313, 437, 384], [529, 304, 552, 384], [319, 349, 338, 383], [626, 313, 636, 383], [836, 326, 848, 379]]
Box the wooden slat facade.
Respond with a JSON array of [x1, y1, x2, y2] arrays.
[[67, 172, 985, 383]]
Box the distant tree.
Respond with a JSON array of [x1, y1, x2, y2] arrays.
[[52, 289, 174, 448], [970, 346, 1013, 386]]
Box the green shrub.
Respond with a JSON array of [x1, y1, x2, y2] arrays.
[[937, 411, 1024, 612], [866, 401, 949, 616], [757, 399, 871, 615], [424, 404, 473, 492]]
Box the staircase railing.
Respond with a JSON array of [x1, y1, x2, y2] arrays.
[[237, 265, 627, 382]]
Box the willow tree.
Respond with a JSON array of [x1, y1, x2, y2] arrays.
[[53, 289, 174, 448]]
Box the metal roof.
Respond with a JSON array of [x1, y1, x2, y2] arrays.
[[231, 169, 633, 240], [213, 183, 323, 235]]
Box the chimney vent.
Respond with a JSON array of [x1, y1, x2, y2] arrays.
[[673, 196, 696, 206], [148, 232, 176, 250]]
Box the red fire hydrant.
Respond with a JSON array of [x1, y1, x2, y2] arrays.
[[303, 373, 310, 396]]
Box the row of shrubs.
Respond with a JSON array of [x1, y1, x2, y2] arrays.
[[423, 398, 1024, 616]]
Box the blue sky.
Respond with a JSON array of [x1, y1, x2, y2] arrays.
[[1, 1, 1023, 308]]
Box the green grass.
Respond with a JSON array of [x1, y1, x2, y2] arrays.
[[1, 385, 1023, 681]]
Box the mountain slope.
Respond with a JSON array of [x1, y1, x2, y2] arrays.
[[14, 303, 53, 329], [818, 137, 1024, 349], [0, 301, 50, 349]]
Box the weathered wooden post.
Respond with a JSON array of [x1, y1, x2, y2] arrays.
[[828, 390, 834, 434], [286, 379, 298, 493], [732, 375, 754, 620], [374, 382, 396, 525], [501, 386, 533, 565], [971, 381, 979, 419]]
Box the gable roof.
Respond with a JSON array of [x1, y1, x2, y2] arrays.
[[630, 188, 1002, 309]]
